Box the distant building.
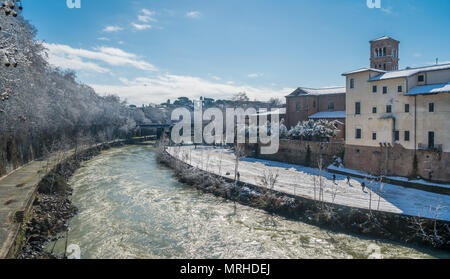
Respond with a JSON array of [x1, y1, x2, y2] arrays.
[[285, 87, 346, 141]]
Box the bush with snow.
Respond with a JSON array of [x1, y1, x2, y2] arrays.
[[287, 119, 339, 140]]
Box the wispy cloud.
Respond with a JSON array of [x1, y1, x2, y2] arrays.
[[248, 73, 263, 78], [44, 43, 158, 72], [132, 23, 152, 30], [381, 7, 392, 14], [186, 11, 201, 19], [103, 26, 123, 32], [138, 9, 157, 23]]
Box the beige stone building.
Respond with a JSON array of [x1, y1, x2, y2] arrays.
[[342, 38, 450, 181]]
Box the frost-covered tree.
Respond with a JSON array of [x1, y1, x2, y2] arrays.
[[1, 1, 26, 70], [279, 119, 288, 138], [0, 8, 167, 176], [287, 119, 339, 140]]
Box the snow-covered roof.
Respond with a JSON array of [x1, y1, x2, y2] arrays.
[[253, 108, 286, 116], [308, 111, 346, 119], [368, 63, 450, 81], [370, 36, 399, 42], [342, 68, 386, 76], [287, 87, 346, 97], [406, 82, 450, 96]]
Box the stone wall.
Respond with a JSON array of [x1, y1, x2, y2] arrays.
[[344, 144, 450, 183], [248, 139, 345, 168]]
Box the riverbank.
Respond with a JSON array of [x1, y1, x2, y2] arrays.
[[0, 140, 128, 259], [161, 145, 450, 250]]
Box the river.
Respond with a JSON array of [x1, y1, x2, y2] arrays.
[[49, 146, 449, 259]]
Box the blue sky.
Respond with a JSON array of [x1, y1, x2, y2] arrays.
[[22, 0, 450, 105]]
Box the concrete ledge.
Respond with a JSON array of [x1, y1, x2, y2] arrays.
[[327, 166, 450, 196]]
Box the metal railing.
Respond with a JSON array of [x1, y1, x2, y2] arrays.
[[418, 143, 443, 152]]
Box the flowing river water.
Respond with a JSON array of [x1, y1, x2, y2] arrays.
[[50, 146, 449, 259]]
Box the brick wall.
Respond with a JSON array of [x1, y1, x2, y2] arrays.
[[249, 139, 345, 168], [286, 94, 346, 129], [344, 144, 450, 183]]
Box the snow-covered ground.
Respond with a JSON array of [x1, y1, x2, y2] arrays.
[[167, 146, 450, 221], [328, 165, 450, 190]]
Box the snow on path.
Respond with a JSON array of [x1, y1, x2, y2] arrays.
[[167, 146, 450, 221]]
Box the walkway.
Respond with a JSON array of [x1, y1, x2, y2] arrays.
[[0, 150, 71, 258], [167, 146, 450, 221]]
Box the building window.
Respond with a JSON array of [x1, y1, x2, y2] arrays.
[[296, 103, 301, 112], [356, 129, 362, 139], [372, 85, 377, 93], [386, 105, 392, 113], [398, 86, 403, 93], [372, 132, 377, 140], [394, 131, 400, 141], [383, 64, 386, 70], [355, 102, 361, 115], [405, 131, 410, 141], [418, 75, 424, 82], [313, 101, 316, 108], [350, 78, 355, 89], [383, 86, 388, 94], [428, 132, 435, 148], [429, 103, 434, 112], [405, 104, 410, 113], [328, 102, 335, 111], [372, 107, 377, 114]]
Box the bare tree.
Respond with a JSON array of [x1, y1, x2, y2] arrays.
[[259, 169, 279, 191]]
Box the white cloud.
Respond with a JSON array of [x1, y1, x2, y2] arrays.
[[186, 11, 201, 19], [103, 26, 123, 32], [97, 37, 110, 41], [132, 23, 152, 30], [138, 9, 157, 23], [248, 73, 263, 78], [381, 7, 392, 14], [43, 43, 158, 72], [43, 44, 290, 105], [90, 74, 292, 105]]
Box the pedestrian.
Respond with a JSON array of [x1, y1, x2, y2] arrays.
[[346, 175, 351, 185], [332, 174, 336, 184], [361, 181, 366, 192], [237, 172, 240, 181]]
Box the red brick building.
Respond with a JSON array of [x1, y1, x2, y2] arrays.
[[285, 87, 346, 141]]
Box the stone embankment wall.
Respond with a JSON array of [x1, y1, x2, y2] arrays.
[[344, 144, 450, 183], [244, 139, 345, 168], [13, 140, 128, 259]]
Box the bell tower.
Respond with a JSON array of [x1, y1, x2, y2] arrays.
[[370, 36, 400, 71]]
